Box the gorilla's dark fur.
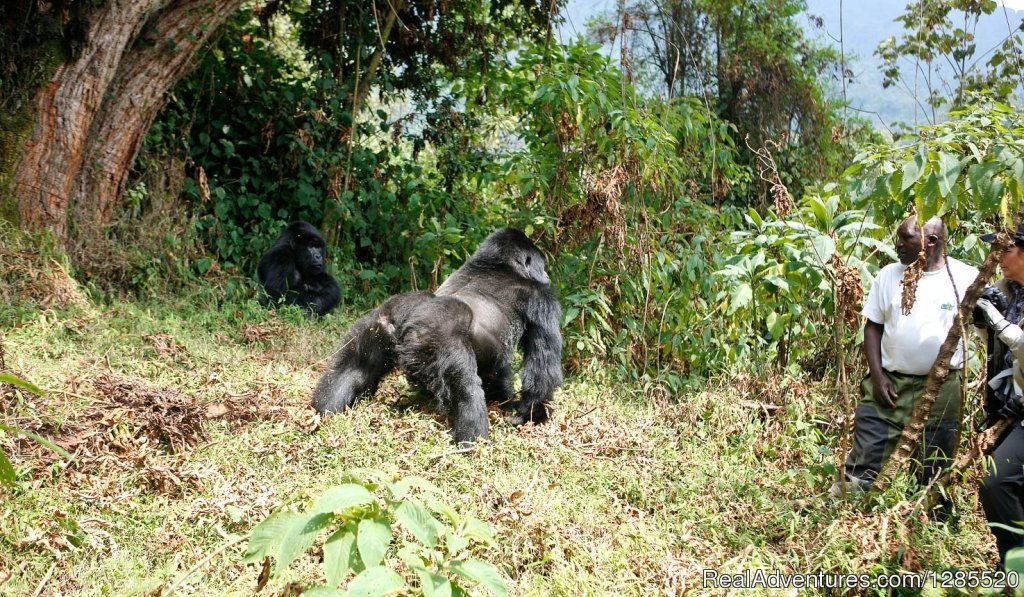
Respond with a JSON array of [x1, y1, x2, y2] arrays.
[[258, 221, 341, 317], [312, 228, 563, 444]]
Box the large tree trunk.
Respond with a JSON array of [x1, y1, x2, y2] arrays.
[[10, 0, 243, 246], [73, 0, 243, 231]]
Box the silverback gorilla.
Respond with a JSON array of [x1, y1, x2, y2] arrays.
[[258, 221, 341, 317], [312, 228, 563, 444]]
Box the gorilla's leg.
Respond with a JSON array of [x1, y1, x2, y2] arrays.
[[481, 363, 515, 407], [396, 297, 489, 444], [444, 356, 489, 445], [313, 292, 431, 413]]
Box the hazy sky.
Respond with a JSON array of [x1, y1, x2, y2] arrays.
[[563, 0, 1024, 33]]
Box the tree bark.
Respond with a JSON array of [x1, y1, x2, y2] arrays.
[[10, 0, 243, 245], [74, 0, 244, 232], [872, 226, 1017, 491]]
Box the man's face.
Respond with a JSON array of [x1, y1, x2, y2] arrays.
[[895, 220, 924, 265]]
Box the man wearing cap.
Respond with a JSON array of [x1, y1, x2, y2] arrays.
[[834, 215, 979, 495], [974, 222, 1024, 568]]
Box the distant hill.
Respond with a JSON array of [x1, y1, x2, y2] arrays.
[[803, 0, 1022, 128], [561, 0, 1024, 129]]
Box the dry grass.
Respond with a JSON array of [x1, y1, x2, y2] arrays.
[[0, 266, 1005, 595]]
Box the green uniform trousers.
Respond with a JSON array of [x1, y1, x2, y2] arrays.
[[843, 369, 962, 489]]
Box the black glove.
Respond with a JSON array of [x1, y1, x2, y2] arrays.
[[999, 393, 1024, 420], [974, 285, 1010, 327]]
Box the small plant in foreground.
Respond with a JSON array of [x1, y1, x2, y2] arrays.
[[0, 373, 72, 489], [242, 470, 507, 596]]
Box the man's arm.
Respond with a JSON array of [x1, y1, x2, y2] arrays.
[[864, 320, 898, 408]]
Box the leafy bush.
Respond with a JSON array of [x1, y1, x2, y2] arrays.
[[149, 7, 516, 299], [845, 95, 1024, 229], [243, 471, 506, 596], [715, 189, 887, 370]]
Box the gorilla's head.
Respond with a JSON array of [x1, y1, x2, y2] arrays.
[[473, 228, 551, 285], [284, 221, 327, 275]]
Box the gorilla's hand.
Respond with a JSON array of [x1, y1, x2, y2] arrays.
[[999, 394, 1024, 420]]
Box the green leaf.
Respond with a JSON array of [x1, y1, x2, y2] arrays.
[[460, 517, 496, 546], [808, 197, 829, 229], [311, 484, 376, 515], [763, 275, 789, 292], [746, 207, 763, 228], [275, 512, 334, 576], [324, 525, 360, 587], [810, 235, 836, 263], [449, 559, 508, 597], [196, 257, 212, 275], [395, 500, 439, 548], [242, 511, 302, 564], [936, 151, 966, 197], [1006, 546, 1024, 575], [389, 476, 440, 501], [996, 146, 1024, 184], [445, 528, 469, 554], [345, 566, 405, 597], [1011, 157, 1024, 188], [765, 311, 781, 340], [0, 425, 72, 460], [900, 149, 926, 192], [0, 374, 44, 395], [423, 495, 460, 526], [397, 544, 427, 569], [968, 163, 1006, 213], [0, 450, 16, 488], [357, 517, 392, 568], [727, 283, 753, 315], [418, 570, 453, 597], [916, 173, 942, 220]]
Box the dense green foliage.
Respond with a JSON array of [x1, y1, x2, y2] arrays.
[[67, 0, 1024, 382], [845, 96, 1024, 230], [150, 1, 559, 295], [145, 4, 767, 376]]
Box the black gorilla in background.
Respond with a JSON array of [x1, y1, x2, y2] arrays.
[[258, 221, 341, 317], [312, 228, 563, 444]]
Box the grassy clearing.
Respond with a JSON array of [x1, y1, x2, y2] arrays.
[[0, 285, 1004, 595]]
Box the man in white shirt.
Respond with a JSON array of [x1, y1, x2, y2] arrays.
[[837, 215, 979, 494]]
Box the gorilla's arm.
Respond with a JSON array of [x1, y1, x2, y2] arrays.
[[295, 273, 341, 316], [258, 246, 299, 301], [517, 286, 563, 423]]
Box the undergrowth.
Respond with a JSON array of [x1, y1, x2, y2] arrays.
[[0, 272, 1003, 595]]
